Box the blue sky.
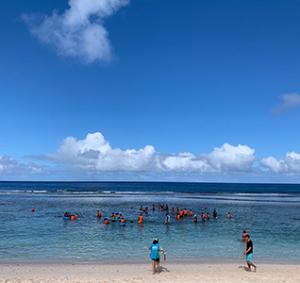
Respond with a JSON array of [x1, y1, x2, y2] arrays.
[[0, 0, 300, 181]]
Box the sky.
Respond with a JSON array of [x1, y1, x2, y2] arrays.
[[0, 0, 300, 182]]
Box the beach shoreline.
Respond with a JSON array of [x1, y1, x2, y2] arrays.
[[1, 262, 299, 283]]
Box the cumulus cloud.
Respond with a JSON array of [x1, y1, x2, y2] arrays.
[[161, 144, 255, 173], [3, 131, 300, 180], [46, 132, 256, 174], [0, 155, 42, 178], [22, 0, 129, 63], [261, 152, 300, 174], [162, 153, 211, 172], [273, 93, 300, 114], [208, 143, 255, 171], [50, 132, 158, 171], [260, 156, 288, 173]]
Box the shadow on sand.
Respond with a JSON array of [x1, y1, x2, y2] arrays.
[[238, 265, 256, 272], [157, 265, 170, 273]]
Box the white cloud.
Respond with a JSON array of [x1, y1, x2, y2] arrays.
[[161, 144, 255, 173], [22, 0, 129, 63], [261, 151, 300, 174], [48, 132, 256, 174], [3, 131, 300, 180], [208, 143, 255, 171], [285, 152, 300, 172], [162, 152, 211, 172], [0, 155, 42, 177], [273, 93, 300, 114], [261, 156, 288, 173], [52, 132, 158, 171]]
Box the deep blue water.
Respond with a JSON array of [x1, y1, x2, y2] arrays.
[[0, 182, 299, 263], [1, 181, 300, 194]]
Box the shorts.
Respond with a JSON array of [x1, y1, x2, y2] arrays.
[[246, 253, 253, 263], [151, 258, 160, 262]]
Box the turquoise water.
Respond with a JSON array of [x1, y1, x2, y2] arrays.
[[0, 182, 299, 263]]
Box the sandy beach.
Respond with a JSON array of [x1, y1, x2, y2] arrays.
[[0, 263, 299, 283]]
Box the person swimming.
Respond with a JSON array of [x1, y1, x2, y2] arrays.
[[64, 211, 78, 220], [68, 213, 79, 221], [201, 212, 206, 223], [207, 212, 211, 221], [97, 210, 102, 218], [120, 216, 126, 225], [227, 211, 232, 219], [179, 209, 184, 218], [111, 212, 117, 222], [193, 214, 198, 223], [104, 218, 110, 225], [64, 211, 71, 218]]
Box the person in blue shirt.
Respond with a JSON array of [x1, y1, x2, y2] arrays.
[[146, 239, 164, 274]]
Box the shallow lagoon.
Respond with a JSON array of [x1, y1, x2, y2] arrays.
[[0, 182, 299, 263]]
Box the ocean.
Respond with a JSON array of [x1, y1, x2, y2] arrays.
[[0, 182, 299, 263]]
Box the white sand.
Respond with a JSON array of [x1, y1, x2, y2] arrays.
[[0, 262, 299, 283]]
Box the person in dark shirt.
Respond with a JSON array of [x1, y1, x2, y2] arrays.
[[242, 230, 249, 242], [243, 234, 257, 271], [213, 209, 218, 219]]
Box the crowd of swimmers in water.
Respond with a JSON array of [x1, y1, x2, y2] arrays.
[[32, 204, 255, 274], [60, 203, 233, 224]]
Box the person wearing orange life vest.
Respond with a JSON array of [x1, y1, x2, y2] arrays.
[[138, 213, 144, 224], [179, 210, 184, 218], [104, 218, 110, 225], [69, 213, 79, 221]]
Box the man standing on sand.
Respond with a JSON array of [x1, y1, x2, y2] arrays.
[[243, 234, 257, 272]]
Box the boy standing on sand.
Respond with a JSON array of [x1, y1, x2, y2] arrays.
[[244, 234, 257, 272], [145, 239, 165, 274]]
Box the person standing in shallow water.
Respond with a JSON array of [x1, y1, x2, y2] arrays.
[[164, 213, 171, 225], [213, 208, 218, 219], [244, 234, 257, 272]]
